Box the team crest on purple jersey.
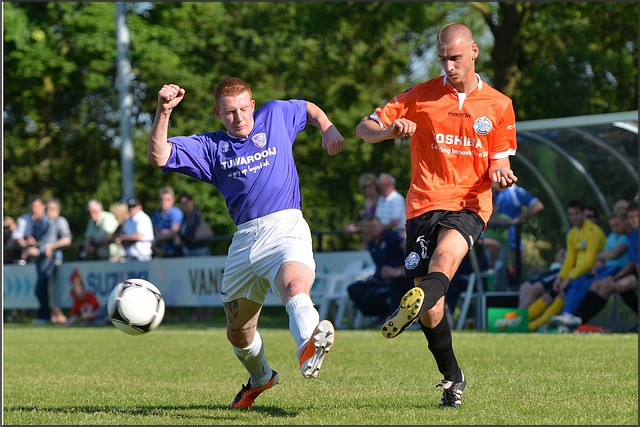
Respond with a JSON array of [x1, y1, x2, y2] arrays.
[[222, 142, 230, 153], [252, 132, 267, 148]]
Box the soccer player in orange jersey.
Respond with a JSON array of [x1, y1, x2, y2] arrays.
[[356, 22, 518, 409]]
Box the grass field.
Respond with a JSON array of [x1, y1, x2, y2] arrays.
[[2, 321, 638, 425]]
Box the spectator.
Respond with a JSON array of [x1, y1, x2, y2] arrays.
[[4, 216, 19, 263], [485, 183, 544, 283], [66, 269, 102, 326], [517, 248, 565, 309], [524, 200, 606, 332], [81, 199, 121, 260], [347, 216, 413, 323], [574, 200, 638, 327], [374, 172, 406, 237], [14, 197, 73, 325], [178, 191, 215, 323], [612, 198, 630, 216], [583, 204, 600, 227], [550, 211, 630, 328], [115, 197, 154, 262], [344, 172, 380, 233], [152, 186, 184, 257], [178, 192, 213, 257], [108, 201, 128, 262], [13, 195, 48, 264]]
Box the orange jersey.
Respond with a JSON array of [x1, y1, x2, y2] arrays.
[[373, 75, 517, 225]]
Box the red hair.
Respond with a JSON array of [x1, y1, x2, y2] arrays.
[[214, 77, 252, 106]]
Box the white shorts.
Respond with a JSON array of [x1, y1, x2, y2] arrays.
[[221, 209, 316, 304]]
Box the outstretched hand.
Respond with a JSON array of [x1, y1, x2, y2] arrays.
[[158, 84, 185, 112], [322, 125, 345, 156]]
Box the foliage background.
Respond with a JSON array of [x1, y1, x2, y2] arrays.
[[3, 2, 638, 264]]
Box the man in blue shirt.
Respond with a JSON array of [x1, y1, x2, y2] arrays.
[[485, 183, 544, 284], [152, 186, 184, 257], [147, 78, 344, 409]]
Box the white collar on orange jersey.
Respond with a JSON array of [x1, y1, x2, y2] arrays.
[[443, 73, 483, 109]]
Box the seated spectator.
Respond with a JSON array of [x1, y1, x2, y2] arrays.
[[550, 211, 630, 327], [66, 269, 102, 326], [152, 186, 184, 257], [374, 173, 406, 238], [518, 248, 565, 309], [115, 197, 155, 262], [583, 204, 600, 227], [81, 199, 121, 260], [347, 216, 412, 324], [524, 200, 606, 332], [574, 200, 638, 327], [344, 172, 380, 233], [178, 192, 213, 257], [612, 198, 630, 216]]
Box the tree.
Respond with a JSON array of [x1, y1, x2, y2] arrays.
[[3, 2, 637, 255], [470, 1, 638, 119], [4, 2, 124, 235]]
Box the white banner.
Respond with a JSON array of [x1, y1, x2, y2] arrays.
[[3, 251, 373, 310]]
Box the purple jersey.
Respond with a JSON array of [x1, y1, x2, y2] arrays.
[[162, 99, 307, 225]]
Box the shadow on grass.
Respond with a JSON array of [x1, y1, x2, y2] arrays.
[[4, 403, 298, 420]]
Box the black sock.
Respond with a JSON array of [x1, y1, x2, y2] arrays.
[[620, 290, 639, 314], [420, 316, 461, 382], [418, 272, 450, 311], [576, 291, 607, 324]]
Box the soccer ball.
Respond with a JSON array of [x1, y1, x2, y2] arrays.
[[107, 278, 165, 335]]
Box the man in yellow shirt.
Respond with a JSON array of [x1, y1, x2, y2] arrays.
[[526, 200, 606, 331]]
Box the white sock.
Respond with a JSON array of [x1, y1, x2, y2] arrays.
[[285, 293, 319, 358], [232, 331, 272, 388]]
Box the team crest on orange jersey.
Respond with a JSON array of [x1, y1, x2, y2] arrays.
[[473, 116, 492, 135]]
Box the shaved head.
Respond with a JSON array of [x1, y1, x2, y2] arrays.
[[437, 22, 474, 46], [435, 22, 479, 92]]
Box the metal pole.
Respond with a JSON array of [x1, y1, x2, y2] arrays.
[[116, 3, 135, 201]]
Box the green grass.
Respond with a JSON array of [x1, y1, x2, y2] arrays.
[[3, 322, 638, 425]]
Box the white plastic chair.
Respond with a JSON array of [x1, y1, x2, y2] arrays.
[[311, 259, 375, 328]]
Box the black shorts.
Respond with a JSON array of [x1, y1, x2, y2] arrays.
[[404, 210, 485, 278], [530, 267, 561, 294]]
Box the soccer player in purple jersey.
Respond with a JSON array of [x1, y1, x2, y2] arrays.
[[148, 78, 344, 409]]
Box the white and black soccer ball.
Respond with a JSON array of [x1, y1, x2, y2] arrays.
[[107, 278, 165, 335]]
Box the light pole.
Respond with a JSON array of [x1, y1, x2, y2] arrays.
[[116, 2, 135, 202]]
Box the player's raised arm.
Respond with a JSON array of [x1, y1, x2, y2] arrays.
[[355, 115, 416, 144], [148, 84, 185, 167], [305, 101, 344, 156]]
